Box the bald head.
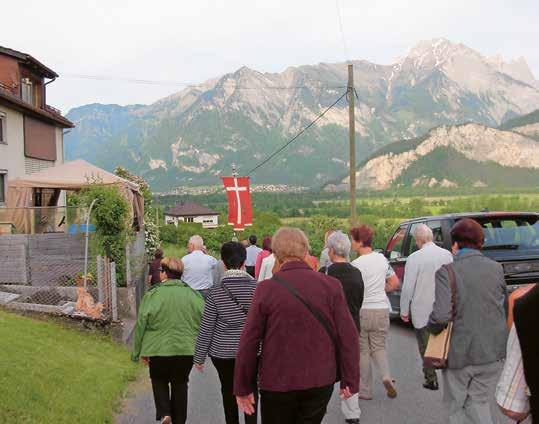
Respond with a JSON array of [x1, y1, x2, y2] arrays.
[[188, 235, 204, 252], [413, 224, 434, 248]]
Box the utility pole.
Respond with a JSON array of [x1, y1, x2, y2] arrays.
[[348, 63, 357, 225]]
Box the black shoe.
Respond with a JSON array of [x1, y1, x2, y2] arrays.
[[345, 420, 360, 424], [423, 381, 439, 391]]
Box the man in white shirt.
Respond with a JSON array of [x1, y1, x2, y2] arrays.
[[181, 235, 218, 297], [245, 235, 262, 278], [400, 224, 453, 391]]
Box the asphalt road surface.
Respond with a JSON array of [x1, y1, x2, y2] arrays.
[[116, 322, 515, 424]]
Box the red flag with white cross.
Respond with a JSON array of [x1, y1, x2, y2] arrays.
[[221, 176, 253, 231]]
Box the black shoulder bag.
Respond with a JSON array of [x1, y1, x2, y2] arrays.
[[272, 274, 341, 382], [221, 283, 249, 315]]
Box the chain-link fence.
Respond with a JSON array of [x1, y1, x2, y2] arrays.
[[0, 231, 119, 320], [0, 210, 148, 321]]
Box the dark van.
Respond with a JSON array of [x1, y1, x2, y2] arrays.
[[384, 212, 539, 315]]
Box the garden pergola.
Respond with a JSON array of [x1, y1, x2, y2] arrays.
[[6, 159, 144, 233]]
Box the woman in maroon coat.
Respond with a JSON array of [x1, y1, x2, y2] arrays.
[[234, 227, 360, 424]]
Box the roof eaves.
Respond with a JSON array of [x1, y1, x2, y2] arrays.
[[0, 46, 58, 78], [165, 211, 220, 217]]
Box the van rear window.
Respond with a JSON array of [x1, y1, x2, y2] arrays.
[[470, 216, 539, 251]]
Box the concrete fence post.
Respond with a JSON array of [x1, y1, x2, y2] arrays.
[[97, 256, 104, 303], [110, 262, 118, 322]]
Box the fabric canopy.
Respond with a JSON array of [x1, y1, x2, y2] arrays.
[[6, 159, 144, 232], [8, 159, 140, 191]]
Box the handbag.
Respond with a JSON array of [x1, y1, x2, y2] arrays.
[[424, 264, 457, 369], [221, 283, 249, 315], [272, 274, 341, 382]]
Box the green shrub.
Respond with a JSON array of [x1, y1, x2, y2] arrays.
[[74, 185, 130, 285]]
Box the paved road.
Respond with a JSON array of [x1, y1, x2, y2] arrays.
[[116, 322, 513, 424]]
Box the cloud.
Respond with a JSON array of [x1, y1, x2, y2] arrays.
[[2, 0, 537, 111]]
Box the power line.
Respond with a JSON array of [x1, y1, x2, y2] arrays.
[[62, 73, 345, 90], [246, 91, 348, 176], [335, 0, 349, 61]]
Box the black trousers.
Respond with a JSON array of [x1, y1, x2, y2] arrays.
[[149, 356, 193, 424], [415, 327, 438, 384], [211, 357, 258, 424], [260, 385, 333, 424], [246, 266, 256, 278]]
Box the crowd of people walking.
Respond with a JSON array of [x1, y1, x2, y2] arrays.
[[133, 219, 537, 424]]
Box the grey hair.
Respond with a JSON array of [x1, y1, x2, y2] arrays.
[[189, 235, 204, 249], [413, 224, 434, 243], [327, 231, 351, 259]]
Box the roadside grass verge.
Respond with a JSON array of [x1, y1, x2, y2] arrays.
[[0, 309, 141, 423]]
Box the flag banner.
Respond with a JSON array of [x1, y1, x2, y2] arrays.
[[221, 176, 253, 231]]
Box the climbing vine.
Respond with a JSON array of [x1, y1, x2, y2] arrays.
[[114, 166, 160, 256], [72, 184, 131, 285]]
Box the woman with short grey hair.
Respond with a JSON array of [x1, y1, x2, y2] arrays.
[[327, 231, 352, 259], [322, 231, 365, 424]]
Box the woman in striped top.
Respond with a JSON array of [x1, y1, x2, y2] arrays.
[[194, 241, 258, 424]]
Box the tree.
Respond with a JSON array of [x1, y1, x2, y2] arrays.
[[114, 167, 160, 256]]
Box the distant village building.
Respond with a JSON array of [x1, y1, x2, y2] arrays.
[[0, 46, 74, 207], [164, 202, 219, 229]]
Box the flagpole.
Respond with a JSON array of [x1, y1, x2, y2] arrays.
[[232, 163, 238, 241]]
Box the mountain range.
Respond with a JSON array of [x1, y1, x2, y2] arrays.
[[327, 109, 539, 191], [64, 38, 539, 191]]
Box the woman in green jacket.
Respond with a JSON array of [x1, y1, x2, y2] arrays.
[[132, 257, 204, 424]]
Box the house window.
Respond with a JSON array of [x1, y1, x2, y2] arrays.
[[21, 78, 34, 105], [0, 113, 5, 143], [185, 217, 194, 223], [0, 172, 6, 204]]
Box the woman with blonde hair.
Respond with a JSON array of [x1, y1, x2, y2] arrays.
[[235, 227, 359, 424], [132, 257, 204, 424]]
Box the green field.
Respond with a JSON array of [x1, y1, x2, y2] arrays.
[[162, 242, 187, 258], [0, 309, 141, 423], [156, 191, 539, 255]]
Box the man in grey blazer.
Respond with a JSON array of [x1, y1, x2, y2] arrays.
[[429, 218, 507, 424]]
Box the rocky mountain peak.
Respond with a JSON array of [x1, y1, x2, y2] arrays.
[[65, 40, 539, 191], [486, 55, 536, 84], [401, 38, 472, 68]]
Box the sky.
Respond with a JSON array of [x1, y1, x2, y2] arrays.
[[2, 0, 538, 112]]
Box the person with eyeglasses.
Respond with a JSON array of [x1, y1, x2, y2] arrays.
[[132, 257, 204, 424]]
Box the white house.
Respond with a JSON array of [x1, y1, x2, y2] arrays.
[[0, 46, 74, 207], [164, 202, 219, 229]]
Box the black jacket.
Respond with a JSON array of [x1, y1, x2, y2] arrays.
[[320, 262, 364, 331], [514, 285, 539, 423]]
